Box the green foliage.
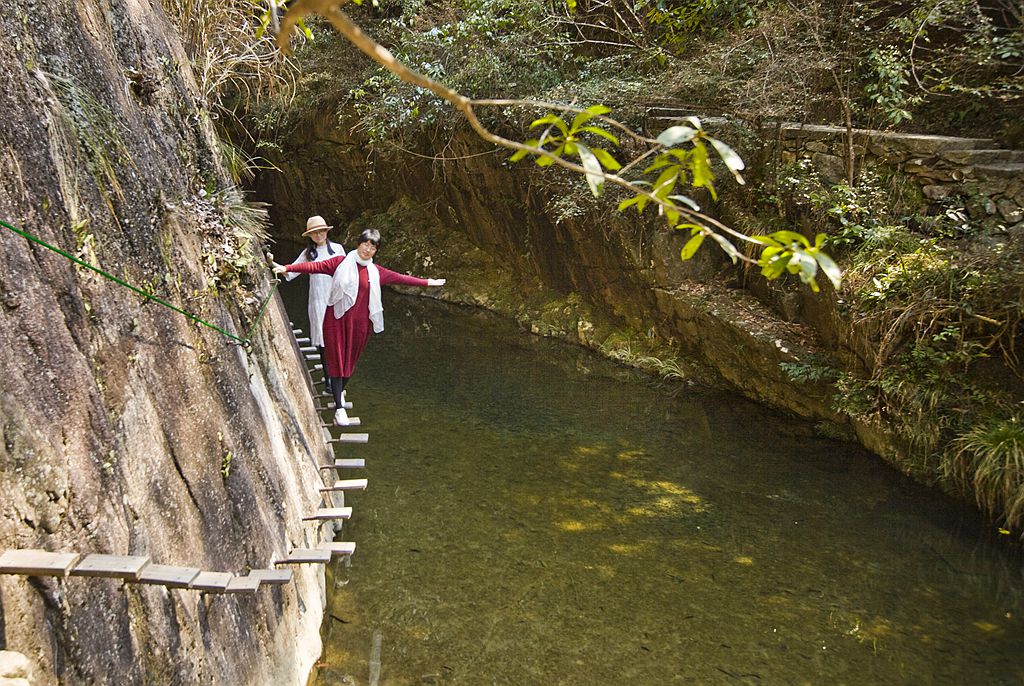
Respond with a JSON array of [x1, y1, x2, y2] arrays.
[[642, 0, 759, 48], [511, 105, 621, 195], [945, 412, 1024, 532], [863, 46, 921, 126], [780, 359, 840, 384]]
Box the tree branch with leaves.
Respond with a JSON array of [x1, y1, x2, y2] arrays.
[[268, 0, 841, 292]]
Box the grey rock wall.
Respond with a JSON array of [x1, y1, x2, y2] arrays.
[[1, 1, 329, 683]]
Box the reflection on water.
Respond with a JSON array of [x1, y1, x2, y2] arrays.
[[282, 288, 1024, 685]]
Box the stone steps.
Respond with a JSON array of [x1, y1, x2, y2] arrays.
[[940, 149, 1024, 165]]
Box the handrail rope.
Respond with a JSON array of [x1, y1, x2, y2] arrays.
[[1, 218, 275, 346], [244, 278, 279, 340]]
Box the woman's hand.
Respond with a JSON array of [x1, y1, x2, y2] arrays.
[[271, 262, 288, 276], [427, 278, 446, 287]]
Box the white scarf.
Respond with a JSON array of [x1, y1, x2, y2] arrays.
[[327, 253, 384, 333]]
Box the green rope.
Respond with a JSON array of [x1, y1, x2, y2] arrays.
[[1, 217, 275, 345], [245, 279, 279, 340]]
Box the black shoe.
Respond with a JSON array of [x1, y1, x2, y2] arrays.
[[324, 378, 333, 395]]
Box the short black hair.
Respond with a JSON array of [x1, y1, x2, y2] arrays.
[[359, 228, 381, 248]]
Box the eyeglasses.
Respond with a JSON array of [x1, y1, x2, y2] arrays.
[[359, 242, 378, 251]]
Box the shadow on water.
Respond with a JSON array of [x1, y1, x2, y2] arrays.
[[281, 287, 1024, 686]]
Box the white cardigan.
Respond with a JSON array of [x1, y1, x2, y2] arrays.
[[286, 241, 345, 346]]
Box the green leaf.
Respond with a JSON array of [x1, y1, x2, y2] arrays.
[[590, 147, 621, 171], [618, 195, 644, 212], [509, 139, 540, 163], [667, 194, 700, 211], [577, 143, 605, 196], [536, 144, 564, 167], [707, 136, 745, 184], [297, 18, 313, 40], [675, 223, 704, 234], [651, 166, 680, 199], [680, 233, 705, 260], [665, 207, 680, 226], [710, 233, 740, 264], [578, 126, 619, 145], [530, 115, 568, 137], [657, 126, 697, 147], [570, 106, 608, 133], [689, 143, 716, 201], [768, 230, 811, 248], [644, 157, 672, 174], [811, 248, 842, 289]]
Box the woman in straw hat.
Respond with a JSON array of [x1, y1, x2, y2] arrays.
[[272, 228, 446, 426], [283, 216, 345, 393]]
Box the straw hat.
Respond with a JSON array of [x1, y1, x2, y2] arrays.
[[302, 215, 333, 236]]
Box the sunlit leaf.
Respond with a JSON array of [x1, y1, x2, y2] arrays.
[[657, 126, 697, 147], [510, 139, 540, 163], [769, 230, 811, 248], [578, 126, 619, 145], [590, 147, 621, 171], [651, 166, 680, 199], [680, 233, 705, 260], [689, 143, 716, 201], [668, 194, 700, 211], [707, 136, 745, 184], [577, 143, 605, 196], [684, 116, 702, 129], [710, 233, 740, 264], [811, 248, 842, 289], [530, 115, 568, 137], [570, 105, 610, 132], [618, 195, 643, 211]]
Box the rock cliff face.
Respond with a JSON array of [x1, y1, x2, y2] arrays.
[[1, 1, 327, 684]]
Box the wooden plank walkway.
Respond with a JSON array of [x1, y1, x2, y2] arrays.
[[276, 549, 332, 565], [71, 554, 150, 580], [319, 479, 368, 493], [326, 433, 369, 444], [249, 569, 292, 585], [0, 550, 80, 576], [320, 542, 356, 556], [320, 459, 365, 469], [133, 564, 201, 588], [191, 571, 233, 591], [321, 418, 360, 428], [302, 507, 353, 521], [225, 576, 261, 594]]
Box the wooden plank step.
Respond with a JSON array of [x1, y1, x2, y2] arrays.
[[299, 346, 317, 353], [305, 355, 322, 362], [320, 459, 365, 469], [191, 571, 233, 591], [295, 337, 311, 345], [70, 554, 151, 580], [319, 479, 368, 493], [302, 507, 353, 521], [276, 548, 332, 565], [248, 569, 292, 585], [327, 433, 369, 444], [0, 550, 81, 577], [225, 576, 261, 594], [319, 542, 356, 556], [320, 418, 360, 428], [132, 564, 201, 588], [311, 364, 323, 371], [316, 402, 353, 411]]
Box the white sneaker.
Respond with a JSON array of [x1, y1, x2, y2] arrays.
[[333, 407, 352, 426], [341, 390, 353, 410]]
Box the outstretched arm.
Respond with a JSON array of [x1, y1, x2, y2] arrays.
[[272, 254, 346, 276], [378, 266, 446, 288]]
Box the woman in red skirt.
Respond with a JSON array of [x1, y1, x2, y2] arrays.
[[273, 229, 446, 425]]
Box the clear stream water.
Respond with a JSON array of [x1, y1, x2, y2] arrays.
[[281, 286, 1024, 686]]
